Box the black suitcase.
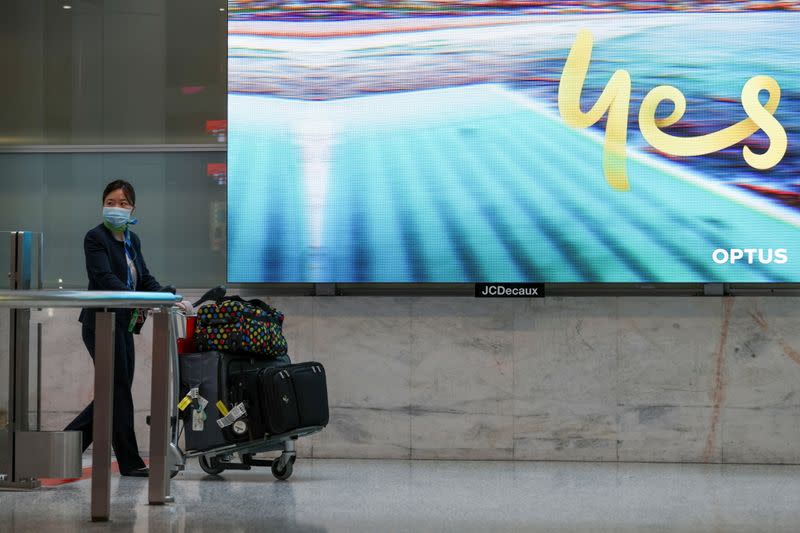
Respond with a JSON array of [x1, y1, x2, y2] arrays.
[[179, 351, 228, 451], [230, 367, 300, 437], [288, 362, 330, 428], [179, 351, 291, 450], [229, 361, 329, 437]]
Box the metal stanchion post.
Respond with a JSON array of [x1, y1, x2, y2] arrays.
[[0, 287, 179, 510], [91, 311, 115, 522], [148, 309, 171, 505]]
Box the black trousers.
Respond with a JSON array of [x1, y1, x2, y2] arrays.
[[65, 322, 146, 473]]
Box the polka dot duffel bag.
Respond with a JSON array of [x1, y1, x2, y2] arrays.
[[194, 296, 288, 359]]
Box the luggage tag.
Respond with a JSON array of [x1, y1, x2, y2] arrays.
[[178, 396, 191, 412], [189, 387, 201, 410], [192, 408, 205, 431], [178, 387, 200, 412], [216, 402, 247, 429], [192, 395, 209, 431]]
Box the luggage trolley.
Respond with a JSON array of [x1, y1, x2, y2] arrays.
[[163, 287, 324, 480]]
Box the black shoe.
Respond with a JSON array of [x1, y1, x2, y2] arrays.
[[120, 467, 149, 477]]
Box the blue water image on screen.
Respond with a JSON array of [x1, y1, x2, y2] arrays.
[[227, 8, 800, 283]]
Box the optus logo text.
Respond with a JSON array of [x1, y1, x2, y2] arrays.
[[712, 248, 787, 265]]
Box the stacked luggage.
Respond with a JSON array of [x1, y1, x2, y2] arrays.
[[177, 290, 329, 466], [227, 362, 329, 440]]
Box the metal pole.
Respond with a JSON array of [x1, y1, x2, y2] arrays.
[[0, 235, 13, 483], [13, 309, 31, 434], [91, 312, 115, 522], [15, 233, 32, 291], [0, 309, 18, 484], [36, 323, 42, 431], [148, 310, 171, 505], [10, 233, 35, 487], [0, 232, 40, 490], [36, 233, 42, 291]]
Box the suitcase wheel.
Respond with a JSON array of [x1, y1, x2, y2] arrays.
[[199, 455, 225, 476], [271, 454, 294, 481]]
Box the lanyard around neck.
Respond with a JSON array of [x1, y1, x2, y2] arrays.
[[122, 230, 135, 290]]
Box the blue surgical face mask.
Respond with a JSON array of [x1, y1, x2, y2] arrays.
[[102, 206, 137, 232]]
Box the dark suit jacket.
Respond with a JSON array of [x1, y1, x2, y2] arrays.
[[78, 224, 163, 329]]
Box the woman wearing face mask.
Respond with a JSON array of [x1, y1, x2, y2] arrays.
[[65, 179, 186, 477]]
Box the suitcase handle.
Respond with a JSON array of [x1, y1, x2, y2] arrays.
[[193, 285, 227, 308]]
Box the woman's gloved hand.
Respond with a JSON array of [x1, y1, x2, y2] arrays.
[[175, 299, 194, 315]]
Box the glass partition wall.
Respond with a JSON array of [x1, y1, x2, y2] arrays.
[[0, 153, 226, 288], [0, 0, 227, 146], [0, 0, 228, 289], [0, 237, 10, 446]]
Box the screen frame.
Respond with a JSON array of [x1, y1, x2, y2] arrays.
[[225, 7, 800, 294], [223, 282, 800, 297]]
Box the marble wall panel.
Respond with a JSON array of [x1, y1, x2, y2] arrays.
[[409, 298, 514, 416], [514, 404, 617, 461], [513, 298, 618, 461], [312, 297, 412, 411], [617, 405, 719, 463], [27, 296, 800, 463], [617, 298, 722, 408], [721, 406, 800, 464], [724, 298, 800, 410], [411, 411, 513, 460], [312, 407, 411, 460], [514, 298, 618, 411]]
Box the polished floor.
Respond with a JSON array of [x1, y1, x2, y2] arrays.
[[2, 458, 800, 532]]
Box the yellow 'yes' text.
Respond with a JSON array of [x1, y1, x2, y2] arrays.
[[558, 29, 788, 191]]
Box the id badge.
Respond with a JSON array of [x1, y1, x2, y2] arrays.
[[128, 308, 146, 334], [128, 308, 139, 333]]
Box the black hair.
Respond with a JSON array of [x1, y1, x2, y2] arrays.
[[102, 179, 136, 206]]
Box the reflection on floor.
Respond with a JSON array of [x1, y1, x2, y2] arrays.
[[3, 458, 800, 532]]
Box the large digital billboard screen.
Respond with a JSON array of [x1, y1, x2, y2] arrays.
[[228, 1, 800, 283]]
